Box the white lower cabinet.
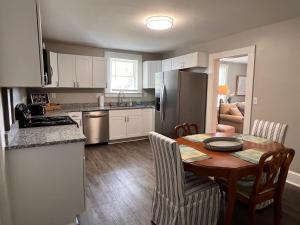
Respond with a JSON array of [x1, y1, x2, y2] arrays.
[[142, 108, 154, 135], [126, 115, 142, 138], [6, 142, 85, 225], [109, 108, 153, 141], [109, 116, 127, 140]]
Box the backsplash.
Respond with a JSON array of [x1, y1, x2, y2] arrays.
[[27, 88, 155, 105]]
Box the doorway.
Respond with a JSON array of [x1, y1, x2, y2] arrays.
[[216, 56, 248, 134], [206, 46, 256, 134]]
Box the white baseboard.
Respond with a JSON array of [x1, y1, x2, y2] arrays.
[[286, 170, 300, 188]]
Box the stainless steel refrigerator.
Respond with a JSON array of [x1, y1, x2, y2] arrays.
[[155, 70, 208, 138]]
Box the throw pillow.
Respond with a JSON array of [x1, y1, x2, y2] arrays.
[[229, 107, 243, 117]]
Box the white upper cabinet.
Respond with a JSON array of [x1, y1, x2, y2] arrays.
[[92, 57, 107, 88], [75, 55, 93, 88], [0, 0, 43, 87], [162, 52, 208, 72], [46, 52, 59, 87], [184, 52, 208, 68], [58, 54, 76, 87], [162, 59, 172, 72], [171, 56, 185, 70], [143, 61, 162, 89]]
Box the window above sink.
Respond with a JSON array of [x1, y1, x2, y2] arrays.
[[105, 51, 143, 97]]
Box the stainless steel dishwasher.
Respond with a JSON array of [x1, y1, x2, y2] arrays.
[[83, 111, 109, 145]]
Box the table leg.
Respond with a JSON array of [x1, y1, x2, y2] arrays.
[[224, 173, 237, 225]]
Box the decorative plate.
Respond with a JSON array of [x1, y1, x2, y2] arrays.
[[203, 137, 243, 151]]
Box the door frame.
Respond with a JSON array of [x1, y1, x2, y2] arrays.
[[205, 45, 256, 134]]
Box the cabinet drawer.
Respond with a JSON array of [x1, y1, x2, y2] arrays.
[[109, 109, 141, 117]]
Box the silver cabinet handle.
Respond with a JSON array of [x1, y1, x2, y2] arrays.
[[77, 82, 79, 87], [124, 116, 127, 123]]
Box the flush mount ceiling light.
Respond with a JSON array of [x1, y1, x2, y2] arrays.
[[145, 16, 174, 30]]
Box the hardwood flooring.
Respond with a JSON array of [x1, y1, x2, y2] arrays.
[[80, 140, 300, 225]]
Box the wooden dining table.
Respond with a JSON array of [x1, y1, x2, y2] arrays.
[[176, 132, 284, 225]]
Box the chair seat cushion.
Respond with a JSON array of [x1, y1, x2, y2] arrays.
[[184, 172, 220, 196]]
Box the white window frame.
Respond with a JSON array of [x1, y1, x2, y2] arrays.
[[105, 51, 143, 97]]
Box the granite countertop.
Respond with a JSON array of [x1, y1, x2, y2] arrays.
[[45, 105, 154, 116], [4, 122, 86, 150]]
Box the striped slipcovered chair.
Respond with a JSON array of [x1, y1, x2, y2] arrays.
[[251, 119, 288, 144], [149, 132, 221, 225], [243, 119, 288, 209]]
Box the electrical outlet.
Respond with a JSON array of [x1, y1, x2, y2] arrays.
[[253, 97, 258, 105], [51, 93, 56, 99]]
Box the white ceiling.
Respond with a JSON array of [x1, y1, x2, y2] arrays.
[[221, 56, 248, 64], [40, 0, 300, 53]]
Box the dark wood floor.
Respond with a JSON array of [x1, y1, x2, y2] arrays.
[[80, 139, 300, 225]]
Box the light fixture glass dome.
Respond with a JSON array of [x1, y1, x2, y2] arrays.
[[145, 16, 174, 30]]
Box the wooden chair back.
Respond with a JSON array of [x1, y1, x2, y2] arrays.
[[174, 123, 199, 138], [251, 148, 295, 201], [174, 123, 189, 138], [185, 123, 199, 135]]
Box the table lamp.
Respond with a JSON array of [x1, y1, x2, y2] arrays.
[[218, 85, 229, 124]]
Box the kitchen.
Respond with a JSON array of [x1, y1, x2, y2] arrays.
[[0, 1, 209, 225], [1, 1, 300, 225]]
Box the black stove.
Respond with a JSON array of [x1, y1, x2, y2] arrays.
[[15, 103, 76, 128], [29, 116, 76, 127]]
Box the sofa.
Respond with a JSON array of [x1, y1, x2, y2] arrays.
[[219, 102, 245, 133]]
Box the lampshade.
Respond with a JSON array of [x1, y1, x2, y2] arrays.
[[218, 85, 229, 95]]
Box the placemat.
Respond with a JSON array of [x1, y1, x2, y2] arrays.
[[183, 134, 212, 143], [179, 145, 210, 162], [236, 135, 271, 144], [231, 148, 265, 164]]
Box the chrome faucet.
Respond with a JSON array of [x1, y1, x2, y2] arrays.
[[117, 91, 126, 106]]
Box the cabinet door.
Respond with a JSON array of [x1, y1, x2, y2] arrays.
[[0, 0, 42, 87], [149, 61, 162, 88], [162, 59, 172, 72], [109, 116, 127, 140], [58, 54, 76, 87], [75, 55, 92, 88], [126, 115, 143, 138], [46, 52, 59, 87], [92, 57, 107, 88], [142, 108, 154, 135], [171, 56, 185, 70], [143, 61, 161, 89], [184, 52, 198, 68]]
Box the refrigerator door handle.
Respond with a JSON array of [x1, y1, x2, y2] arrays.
[[160, 85, 163, 122], [161, 84, 166, 121]]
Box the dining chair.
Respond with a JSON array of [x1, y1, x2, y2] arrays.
[[149, 131, 221, 225], [248, 119, 288, 209], [174, 123, 189, 138], [218, 148, 295, 225], [251, 119, 288, 144], [174, 123, 199, 138]]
